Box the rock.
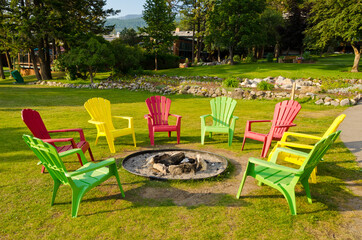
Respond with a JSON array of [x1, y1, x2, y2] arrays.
[[331, 101, 339, 106], [350, 99, 357, 105], [315, 99, 324, 105], [340, 98, 350, 106], [152, 163, 167, 175], [324, 102, 331, 106], [324, 97, 332, 102]]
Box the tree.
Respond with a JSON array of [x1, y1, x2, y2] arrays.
[[305, 0, 362, 72], [111, 38, 143, 74], [119, 28, 140, 46], [61, 36, 115, 83], [140, 0, 176, 71], [208, 0, 266, 64]]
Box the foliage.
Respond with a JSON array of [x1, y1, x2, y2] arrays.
[[302, 51, 311, 61], [304, 0, 362, 72], [233, 55, 241, 62], [208, 0, 266, 64], [223, 78, 239, 88], [139, 0, 176, 70], [118, 28, 140, 46], [60, 36, 115, 82], [111, 39, 144, 75], [266, 53, 274, 62], [321, 79, 350, 91], [244, 53, 256, 63], [257, 81, 274, 90], [141, 53, 180, 70]]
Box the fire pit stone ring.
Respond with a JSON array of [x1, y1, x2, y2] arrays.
[[122, 149, 229, 180]]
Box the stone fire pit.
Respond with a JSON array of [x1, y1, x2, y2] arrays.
[[122, 149, 229, 180]]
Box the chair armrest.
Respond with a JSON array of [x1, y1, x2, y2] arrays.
[[88, 120, 105, 125], [269, 147, 309, 163], [281, 132, 322, 142], [48, 128, 85, 141], [43, 138, 77, 148], [65, 158, 116, 177], [113, 116, 133, 128], [275, 123, 296, 128], [232, 116, 239, 120], [169, 114, 182, 119], [59, 148, 88, 165], [200, 114, 212, 119], [246, 120, 272, 131], [144, 114, 151, 119], [249, 157, 303, 174], [275, 141, 314, 150]]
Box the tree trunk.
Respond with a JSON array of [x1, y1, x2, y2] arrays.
[[30, 48, 42, 80], [89, 67, 94, 83], [229, 46, 234, 65], [351, 43, 360, 73], [217, 47, 220, 63], [5, 50, 12, 70], [155, 51, 158, 71], [38, 37, 52, 80], [0, 54, 5, 79], [191, 24, 195, 63]]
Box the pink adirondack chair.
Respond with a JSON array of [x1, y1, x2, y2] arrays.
[[21, 109, 94, 173], [241, 100, 301, 158], [144, 96, 182, 146]]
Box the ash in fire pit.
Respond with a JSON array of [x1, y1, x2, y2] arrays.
[[122, 149, 228, 180]]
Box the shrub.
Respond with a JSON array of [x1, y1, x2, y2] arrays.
[[257, 81, 274, 90], [244, 53, 256, 63], [233, 55, 241, 62], [266, 53, 274, 62], [111, 38, 143, 75], [302, 51, 311, 61], [141, 53, 180, 70], [223, 78, 239, 88]]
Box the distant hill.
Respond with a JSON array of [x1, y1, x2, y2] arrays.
[[106, 14, 181, 33], [106, 14, 146, 33]]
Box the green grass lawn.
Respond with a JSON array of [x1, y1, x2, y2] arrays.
[[0, 81, 360, 239], [156, 54, 362, 80]]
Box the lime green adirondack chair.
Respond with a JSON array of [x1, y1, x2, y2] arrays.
[[236, 131, 341, 215], [201, 97, 239, 146], [23, 135, 125, 218]]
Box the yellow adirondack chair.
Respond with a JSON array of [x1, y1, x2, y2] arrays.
[[84, 98, 136, 153], [268, 114, 346, 183]]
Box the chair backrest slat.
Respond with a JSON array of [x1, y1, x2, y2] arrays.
[[210, 97, 237, 127], [146, 96, 171, 125], [23, 135, 69, 184], [22, 109, 52, 142], [300, 131, 341, 181], [272, 100, 301, 138], [84, 98, 115, 131]]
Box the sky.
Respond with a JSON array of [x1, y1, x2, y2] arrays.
[[105, 0, 146, 17]]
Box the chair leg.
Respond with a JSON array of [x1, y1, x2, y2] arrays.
[[228, 129, 234, 147], [95, 135, 99, 145], [176, 129, 180, 144], [41, 165, 46, 173], [111, 165, 125, 198], [168, 131, 171, 137], [209, 132, 212, 138], [309, 168, 317, 183], [282, 187, 297, 215], [76, 153, 84, 166], [301, 178, 312, 204], [88, 148, 95, 162], [236, 171, 249, 199], [241, 136, 247, 151], [51, 179, 61, 206], [201, 129, 206, 145], [106, 136, 116, 153], [149, 131, 154, 146], [132, 131, 137, 147], [261, 140, 271, 158], [71, 188, 85, 218]]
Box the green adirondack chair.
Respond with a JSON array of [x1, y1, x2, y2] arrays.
[[23, 135, 125, 218], [201, 97, 239, 146], [236, 131, 341, 215]]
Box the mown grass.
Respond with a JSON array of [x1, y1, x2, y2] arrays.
[[156, 54, 362, 80], [0, 80, 360, 239]]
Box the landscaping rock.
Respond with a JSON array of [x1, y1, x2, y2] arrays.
[[340, 98, 350, 106], [315, 99, 324, 105]]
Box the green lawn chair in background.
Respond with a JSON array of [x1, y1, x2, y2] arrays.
[[23, 135, 125, 218], [201, 97, 239, 146], [236, 131, 341, 215], [11, 70, 24, 84]]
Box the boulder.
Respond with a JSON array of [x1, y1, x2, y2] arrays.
[[340, 98, 350, 106], [315, 99, 324, 105]]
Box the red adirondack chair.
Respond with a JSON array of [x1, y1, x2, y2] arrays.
[[21, 109, 94, 173], [241, 100, 301, 158], [144, 96, 182, 146]]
